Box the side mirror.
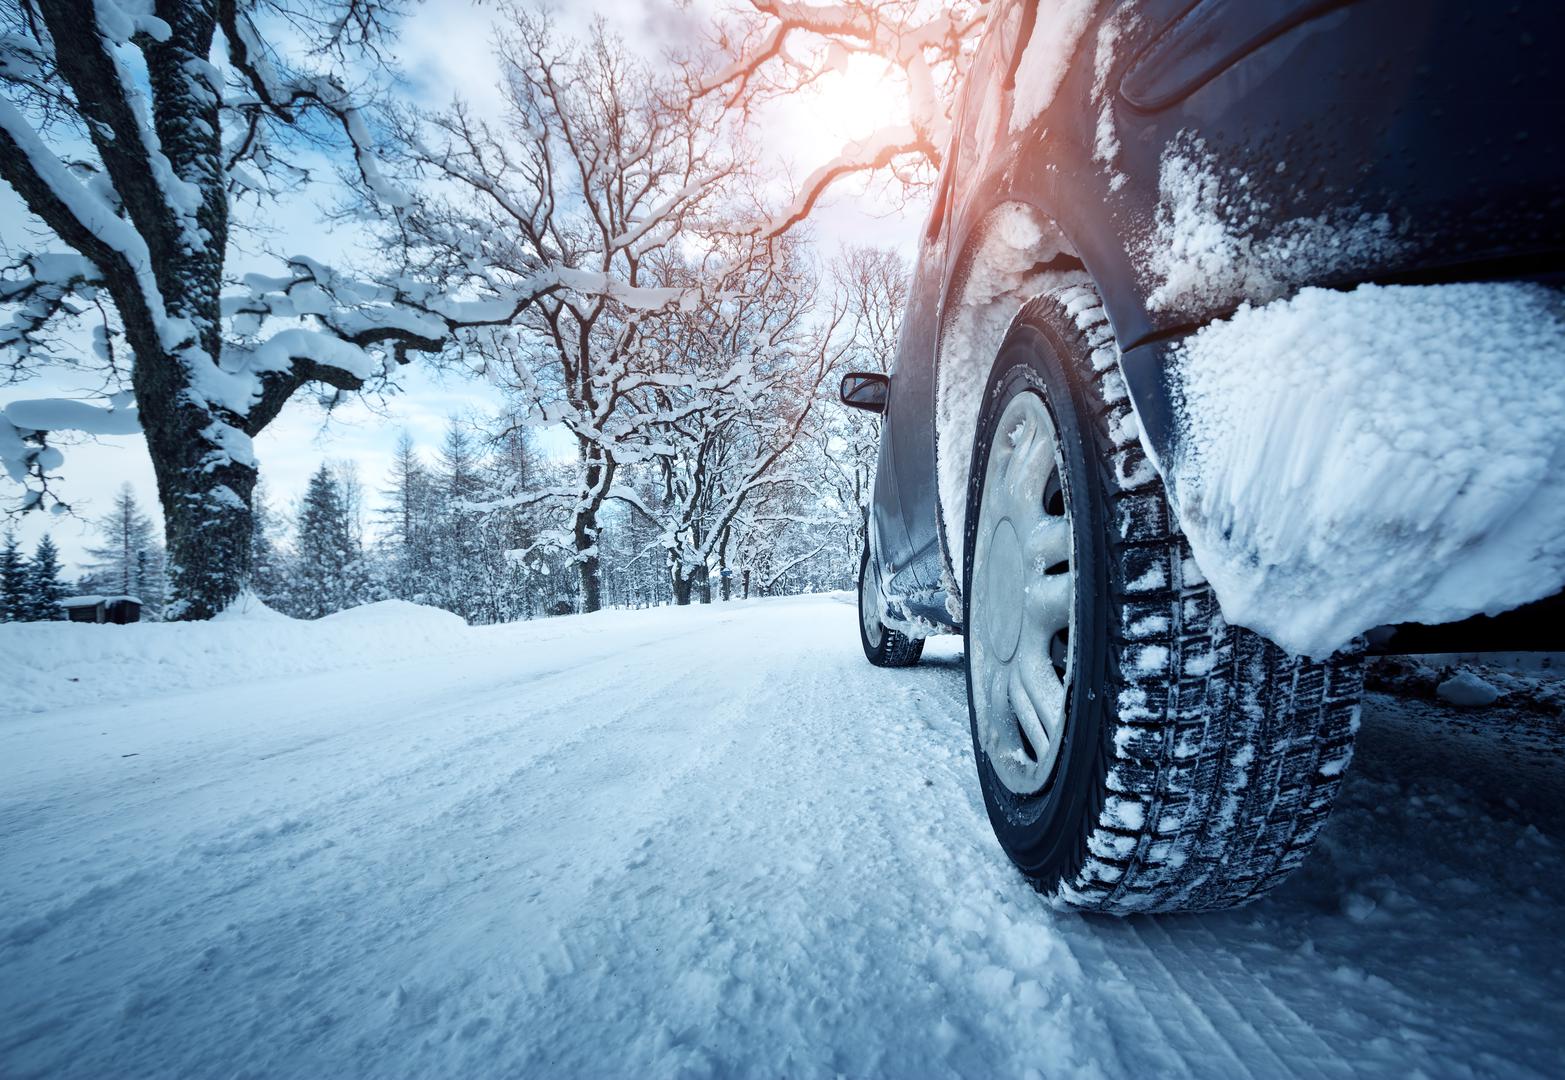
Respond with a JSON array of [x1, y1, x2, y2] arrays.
[[840, 372, 890, 413]]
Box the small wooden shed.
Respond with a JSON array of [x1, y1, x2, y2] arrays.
[[59, 595, 143, 624]]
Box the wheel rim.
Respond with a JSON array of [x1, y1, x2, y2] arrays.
[[971, 390, 1075, 796], [860, 557, 884, 648]]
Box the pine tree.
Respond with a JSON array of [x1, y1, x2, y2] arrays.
[[84, 485, 164, 616], [483, 423, 546, 622], [379, 432, 436, 603], [0, 533, 27, 622], [249, 481, 288, 608], [432, 419, 486, 622], [329, 461, 374, 605], [291, 465, 361, 619], [26, 535, 66, 621]]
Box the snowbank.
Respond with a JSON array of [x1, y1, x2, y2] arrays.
[[1164, 282, 1565, 657], [0, 598, 472, 715]]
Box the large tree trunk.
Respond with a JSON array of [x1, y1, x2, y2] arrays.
[[573, 453, 613, 613], [24, 0, 253, 620], [140, 371, 256, 620], [671, 568, 692, 606], [698, 565, 712, 605], [574, 516, 601, 613]]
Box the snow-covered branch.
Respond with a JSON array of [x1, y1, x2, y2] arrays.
[[698, 0, 989, 239]]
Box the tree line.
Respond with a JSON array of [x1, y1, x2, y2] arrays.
[[0, 530, 64, 621], [225, 392, 880, 623]]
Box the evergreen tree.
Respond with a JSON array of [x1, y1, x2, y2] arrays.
[[249, 480, 288, 608], [0, 533, 27, 622], [84, 485, 165, 616], [329, 461, 375, 604], [291, 465, 361, 619], [432, 419, 487, 622], [482, 424, 546, 622], [379, 432, 436, 603], [26, 535, 66, 621]]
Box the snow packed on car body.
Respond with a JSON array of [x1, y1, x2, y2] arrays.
[[841, 0, 1565, 912]]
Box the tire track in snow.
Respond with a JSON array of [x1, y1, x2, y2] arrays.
[[0, 606, 809, 1078]]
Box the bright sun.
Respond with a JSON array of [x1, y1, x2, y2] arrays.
[[792, 53, 911, 165]]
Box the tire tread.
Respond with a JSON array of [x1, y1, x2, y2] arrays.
[[1021, 286, 1364, 913]]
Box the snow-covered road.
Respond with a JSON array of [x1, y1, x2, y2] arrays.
[[2, 595, 1562, 1078]]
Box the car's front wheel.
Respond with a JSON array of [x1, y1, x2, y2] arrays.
[[961, 285, 1364, 913]]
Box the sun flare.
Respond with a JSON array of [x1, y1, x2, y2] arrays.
[[795, 53, 911, 163]]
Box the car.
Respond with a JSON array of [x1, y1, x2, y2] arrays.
[[841, 0, 1565, 913]]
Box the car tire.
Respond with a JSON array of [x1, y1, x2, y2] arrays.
[[859, 549, 925, 667], [961, 284, 1364, 913]]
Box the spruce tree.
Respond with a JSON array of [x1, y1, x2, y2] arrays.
[[433, 420, 486, 622], [26, 535, 66, 621], [0, 533, 27, 622], [329, 461, 374, 606], [291, 465, 360, 619], [380, 432, 435, 603], [84, 485, 161, 607], [249, 480, 287, 608]]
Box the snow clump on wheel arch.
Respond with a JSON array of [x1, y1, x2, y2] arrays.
[[934, 203, 1093, 593], [1165, 281, 1565, 659]]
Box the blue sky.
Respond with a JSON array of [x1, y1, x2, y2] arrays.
[[1, 0, 921, 573]]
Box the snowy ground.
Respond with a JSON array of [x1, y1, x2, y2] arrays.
[[2, 595, 1562, 1079]]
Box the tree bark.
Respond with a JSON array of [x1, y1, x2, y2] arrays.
[[574, 516, 601, 613], [671, 568, 692, 606], [140, 356, 257, 619], [718, 527, 732, 601], [572, 452, 613, 613]]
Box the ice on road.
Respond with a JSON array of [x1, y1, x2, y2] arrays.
[[2, 595, 1562, 1078]]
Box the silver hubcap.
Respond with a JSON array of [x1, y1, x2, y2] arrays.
[[860, 557, 884, 648], [971, 390, 1075, 795]]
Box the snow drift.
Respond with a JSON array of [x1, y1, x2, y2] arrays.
[[0, 597, 471, 714], [1162, 282, 1565, 658]]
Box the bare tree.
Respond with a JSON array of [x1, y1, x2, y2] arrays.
[[799, 245, 907, 571], [395, 12, 758, 612], [700, 0, 993, 236], [637, 241, 846, 604]]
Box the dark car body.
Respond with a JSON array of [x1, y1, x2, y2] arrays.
[[868, 0, 1565, 644]]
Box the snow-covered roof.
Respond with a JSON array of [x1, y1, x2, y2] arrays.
[[59, 595, 142, 607]]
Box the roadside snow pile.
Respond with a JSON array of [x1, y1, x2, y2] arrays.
[[1165, 282, 1565, 658], [0, 598, 471, 715], [1436, 670, 1502, 708]]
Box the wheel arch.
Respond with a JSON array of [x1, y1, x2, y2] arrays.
[[930, 191, 1146, 594]]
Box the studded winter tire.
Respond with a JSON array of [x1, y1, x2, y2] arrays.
[[961, 285, 1364, 913]]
